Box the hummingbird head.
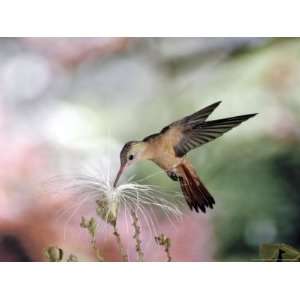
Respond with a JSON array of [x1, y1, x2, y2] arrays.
[[113, 141, 146, 187]]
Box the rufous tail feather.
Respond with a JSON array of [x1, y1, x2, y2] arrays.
[[179, 164, 215, 213]]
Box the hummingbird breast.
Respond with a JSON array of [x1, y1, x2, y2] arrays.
[[146, 137, 183, 172]]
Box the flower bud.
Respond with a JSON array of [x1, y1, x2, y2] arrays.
[[96, 199, 119, 226], [44, 246, 63, 262]]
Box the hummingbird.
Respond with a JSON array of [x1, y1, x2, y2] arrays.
[[113, 101, 257, 213]]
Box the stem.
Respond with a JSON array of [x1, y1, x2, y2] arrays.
[[165, 242, 172, 262], [80, 217, 104, 262], [112, 223, 128, 262], [131, 210, 144, 262], [155, 234, 172, 262], [91, 239, 104, 262]]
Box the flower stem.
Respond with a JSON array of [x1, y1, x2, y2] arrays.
[[165, 243, 172, 262], [80, 216, 104, 261], [112, 223, 128, 262], [91, 239, 104, 262], [155, 234, 172, 262], [131, 210, 144, 262]]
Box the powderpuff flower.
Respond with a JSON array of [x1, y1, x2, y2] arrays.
[[51, 160, 184, 236]]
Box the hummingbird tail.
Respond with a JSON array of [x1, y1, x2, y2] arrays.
[[179, 164, 215, 213]]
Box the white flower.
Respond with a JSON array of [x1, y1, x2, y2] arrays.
[[51, 160, 183, 234]]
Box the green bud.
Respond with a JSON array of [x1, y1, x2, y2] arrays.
[[88, 217, 97, 238], [67, 254, 78, 262], [44, 246, 63, 262], [96, 199, 118, 226]]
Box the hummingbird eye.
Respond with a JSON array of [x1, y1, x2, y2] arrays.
[[128, 154, 134, 161]]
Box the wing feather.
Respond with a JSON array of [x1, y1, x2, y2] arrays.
[[160, 101, 221, 134], [174, 114, 257, 157]]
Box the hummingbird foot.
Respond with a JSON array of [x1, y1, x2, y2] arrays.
[[166, 170, 179, 181]]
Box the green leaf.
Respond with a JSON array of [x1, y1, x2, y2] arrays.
[[260, 243, 300, 262]]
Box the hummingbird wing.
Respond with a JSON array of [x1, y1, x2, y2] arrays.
[[160, 101, 221, 134], [143, 101, 221, 143], [173, 114, 257, 157]]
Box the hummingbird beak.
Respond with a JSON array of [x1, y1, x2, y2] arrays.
[[113, 164, 126, 187]]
